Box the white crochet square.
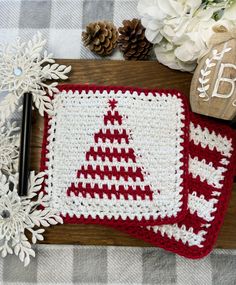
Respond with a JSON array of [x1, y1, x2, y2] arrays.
[[43, 87, 188, 224]]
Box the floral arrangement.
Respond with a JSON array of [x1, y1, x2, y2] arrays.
[[0, 33, 70, 266], [138, 0, 236, 72]]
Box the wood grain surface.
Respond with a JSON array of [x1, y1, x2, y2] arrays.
[[31, 59, 236, 248]]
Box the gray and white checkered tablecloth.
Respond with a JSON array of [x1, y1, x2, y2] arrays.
[[0, 0, 140, 60], [1, 245, 236, 285], [1, 1, 236, 284]]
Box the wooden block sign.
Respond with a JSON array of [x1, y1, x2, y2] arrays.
[[190, 27, 236, 120]]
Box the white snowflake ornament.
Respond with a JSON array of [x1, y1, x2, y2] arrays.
[[0, 171, 63, 266], [0, 32, 71, 119]]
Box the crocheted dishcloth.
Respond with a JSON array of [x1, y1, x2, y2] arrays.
[[114, 114, 236, 258], [41, 84, 190, 226]]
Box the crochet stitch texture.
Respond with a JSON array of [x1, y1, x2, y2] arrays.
[[41, 85, 189, 226], [116, 114, 236, 258]]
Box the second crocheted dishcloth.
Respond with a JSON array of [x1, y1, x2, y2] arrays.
[[41, 84, 190, 226], [114, 114, 236, 258]]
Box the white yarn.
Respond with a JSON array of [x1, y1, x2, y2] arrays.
[[189, 156, 227, 189], [44, 89, 186, 222], [148, 122, 233, 247], [190, 122, 233, 157]]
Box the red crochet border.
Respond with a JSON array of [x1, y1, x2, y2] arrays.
[[40, 84, 190, 226], [113, 113, 236, 258]]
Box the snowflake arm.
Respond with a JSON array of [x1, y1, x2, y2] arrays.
[[0, 122, 20, 175]]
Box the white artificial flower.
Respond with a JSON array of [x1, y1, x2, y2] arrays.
[[173, 9, 216, 63], [0, 171, 63, 266], [137, 0, 166, 43], [223, 1, 236, 20], [138, 0, 202, 44], [174, 7, 235, 63], [0, 32, 71, 120], [154, 40, 196, 72], [139, 0, 236, 72], [221, 1, 236, 28]]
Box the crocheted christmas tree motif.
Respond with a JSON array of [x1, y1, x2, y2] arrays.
[[67, 99, 153, 200]]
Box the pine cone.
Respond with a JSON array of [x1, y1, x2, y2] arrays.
[[118, 19, 153, 60], [82, 21, 118, 56]]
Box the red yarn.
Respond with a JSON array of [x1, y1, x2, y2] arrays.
[[40, 84, 236, 258], [40, 84, 190, 226], [114, 114, 236, 259]]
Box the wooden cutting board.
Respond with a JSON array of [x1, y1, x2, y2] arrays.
[[31, 59, 236, 248]]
